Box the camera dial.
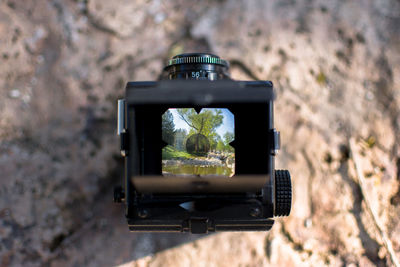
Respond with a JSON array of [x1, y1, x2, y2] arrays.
[[163, 53, 230, 80]]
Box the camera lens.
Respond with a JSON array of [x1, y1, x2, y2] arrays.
[[163, 53, 230, 80]]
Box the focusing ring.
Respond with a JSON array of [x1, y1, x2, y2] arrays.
[[166, 54, 229, 68], [163, 53, 230, 80]]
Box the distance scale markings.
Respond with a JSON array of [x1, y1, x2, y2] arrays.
[[167, 56, 228, 67]]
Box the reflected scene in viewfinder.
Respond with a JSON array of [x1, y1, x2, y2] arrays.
[[162, 108, 235, 177]]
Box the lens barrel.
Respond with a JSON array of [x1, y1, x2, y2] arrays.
[[163, 53, 230, 80]]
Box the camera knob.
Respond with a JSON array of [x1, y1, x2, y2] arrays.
[[162, 53, 230, 80], [274, 170, 292, 216]]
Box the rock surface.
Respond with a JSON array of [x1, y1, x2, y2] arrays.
[[0, 0, 399, 266]]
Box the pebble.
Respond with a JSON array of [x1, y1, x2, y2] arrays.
[[9, 89, 21, 98]]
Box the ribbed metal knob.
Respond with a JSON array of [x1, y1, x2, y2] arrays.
[[162, 53, 230, 80], [274, 170, 292, 217]]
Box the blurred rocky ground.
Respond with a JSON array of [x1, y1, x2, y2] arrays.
[[0, 0, 399, 266]]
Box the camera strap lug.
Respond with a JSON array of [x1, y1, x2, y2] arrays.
[[270, 128, 280, 155], [120, 131, 129, 157], [117, 99, 129, 156]]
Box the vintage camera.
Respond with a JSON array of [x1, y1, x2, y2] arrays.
[[114, 53, 292, 233]]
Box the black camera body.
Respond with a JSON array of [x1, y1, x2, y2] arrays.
[[114, 53, 291, 234]]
